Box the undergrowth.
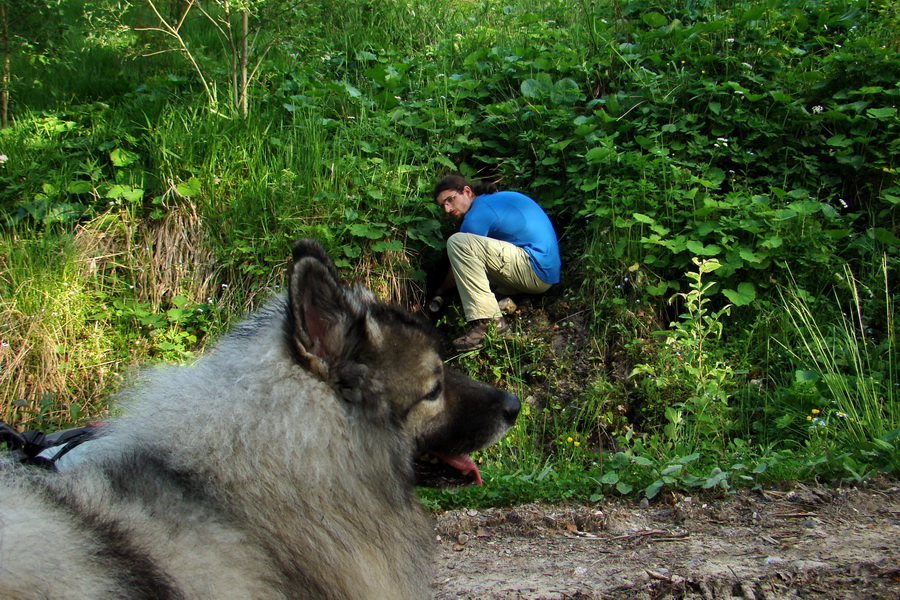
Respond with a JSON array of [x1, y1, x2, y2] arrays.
[[1, 0, 898, 505]]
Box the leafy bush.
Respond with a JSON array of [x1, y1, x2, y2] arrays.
[[1, 0, 897, 500]]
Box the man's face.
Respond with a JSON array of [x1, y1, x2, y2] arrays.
[[435, 186, 474, 221]]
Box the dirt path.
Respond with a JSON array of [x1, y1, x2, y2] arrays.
[[432, 481, 900, 599]]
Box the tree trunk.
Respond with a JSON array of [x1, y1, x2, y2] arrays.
[[239, 8, 248, 117], [1, 1, 9, 128]]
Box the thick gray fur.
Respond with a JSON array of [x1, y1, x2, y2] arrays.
[[0, 239, 519, 600]]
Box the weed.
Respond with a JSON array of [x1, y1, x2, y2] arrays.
[[2, 0, 898, 504]]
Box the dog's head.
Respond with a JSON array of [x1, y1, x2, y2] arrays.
[[285, 239, 520, 487]]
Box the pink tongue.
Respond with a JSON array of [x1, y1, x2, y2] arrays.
[[432, 452, 483, 486]]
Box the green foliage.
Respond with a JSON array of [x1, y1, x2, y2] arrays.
[[1, 0, 898, 502], [772, 260, 899, 472]]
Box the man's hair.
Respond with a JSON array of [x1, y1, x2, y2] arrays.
[[431, 175, 499, 200]]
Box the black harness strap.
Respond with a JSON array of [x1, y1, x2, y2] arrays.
[[1, 421, 98, 470]]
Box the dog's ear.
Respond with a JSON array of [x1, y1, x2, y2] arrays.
[[287, 239, 367, 380], [292, 238, 342, 282]]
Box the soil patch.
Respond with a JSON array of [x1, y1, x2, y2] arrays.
[[432, 480, 900, 599]]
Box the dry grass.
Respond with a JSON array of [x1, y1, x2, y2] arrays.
[[133, 201, 219, 308], [350, 246, 427, 310], [0, 201, 430, 428], [0, 201, 231, 427], [0, 231, 121, 426]]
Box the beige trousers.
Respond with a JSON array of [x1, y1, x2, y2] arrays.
[[447, 232, 552, 321]]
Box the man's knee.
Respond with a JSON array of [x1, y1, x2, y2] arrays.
[[447, 232, 478, 258]]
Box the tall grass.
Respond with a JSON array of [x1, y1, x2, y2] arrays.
[[2, 0, 898, 499], [0, 231, 120, 425], [778, 259, 898, 457]]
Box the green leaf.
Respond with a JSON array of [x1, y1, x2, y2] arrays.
[[794, 370, 821, 383], [678, 453, 701, 464], [585, 146, 614, 163], [787, 201, 822, 214], [722, 282, 756, 306], [703, 468, 728, 489], [175, 177, 201, 198], [695, 257, 722, 273], [551, 78, 581, 105], [110, 148, 140, 167], [660, 464, 683, 477], [760, 236, 783, 249], [605, 93, 620, 114], [872, 228, 900, 246], [103, 184, 144, 202], [770, 91, 793, 102], [826, 134, 854, 148], [166, 308, 188, 321], [349, 223, 385, 239], [738, 248, 764, 263], [615, 481, 633, 495], [867, 107, 897, 119], [520, 74, 552, 99], [599, 471, 619, 484], [645, 282, 669, 296], [703, 168, 726, 187], [775, 414, 794, 429], [644, 479, 665, 499], [66, 181, 93, 195], [642, 12, 667, 28], [686, 240, 720, 256], [372, 239, 404, 252], [435, 155, 457, 170], [342, 82, 363, 99]]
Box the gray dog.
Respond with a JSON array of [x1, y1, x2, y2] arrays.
[[0, 239, 520, 599]]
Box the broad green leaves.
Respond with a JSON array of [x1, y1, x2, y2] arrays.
[[520, 75, 582, 106]]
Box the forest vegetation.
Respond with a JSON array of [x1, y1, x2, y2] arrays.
[[1, 0, 898, 506]]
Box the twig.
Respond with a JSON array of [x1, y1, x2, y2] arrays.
[[608, 529, 667, 540], [649, 533, 690, 542], [645, 569, 673, 582]]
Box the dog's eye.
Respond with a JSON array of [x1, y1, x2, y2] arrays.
[[422, 381, 442, 402]]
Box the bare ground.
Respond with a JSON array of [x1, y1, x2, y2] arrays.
[[432, 480, 900, 599]]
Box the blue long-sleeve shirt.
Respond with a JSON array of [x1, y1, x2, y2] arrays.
[[460, 191, 561, 284]]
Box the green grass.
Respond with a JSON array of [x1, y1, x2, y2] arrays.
[[775, 260, 899, 471], [1, 0, 898, 502]]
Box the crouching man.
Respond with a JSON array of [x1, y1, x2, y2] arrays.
[[430, 174, 561, 351]]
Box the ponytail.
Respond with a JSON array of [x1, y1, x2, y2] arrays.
[[471, 181, 499, 195]]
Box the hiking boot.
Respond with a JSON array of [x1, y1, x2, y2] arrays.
[[452, 317, 509, 352], [497, 297, 517, 314]]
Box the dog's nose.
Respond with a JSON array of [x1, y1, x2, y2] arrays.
[[501, 392, 521, 425]]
